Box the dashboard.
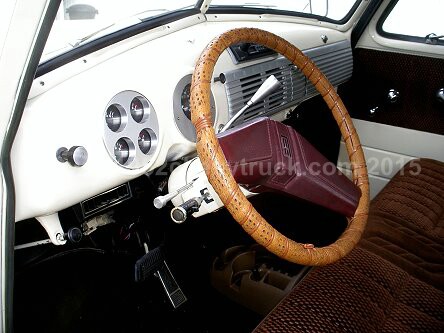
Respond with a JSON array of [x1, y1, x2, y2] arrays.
[[12, 14, 352, 222]]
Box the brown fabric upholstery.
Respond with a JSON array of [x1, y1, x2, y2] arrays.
[[255, 159, 444, 332], [254, 247, 444, 332], [361, 159, 444, 290]]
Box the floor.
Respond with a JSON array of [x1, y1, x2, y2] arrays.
[[14, 179, 346, 333]]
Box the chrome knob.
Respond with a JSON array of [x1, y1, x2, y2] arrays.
[[436, 88, 444, 103], [387, 89, 400, 104], [57, 146, 88, 167]]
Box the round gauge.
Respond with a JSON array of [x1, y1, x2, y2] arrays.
[[130, 97, 149, 123], [173, 75, 216, 142], [105, 104, 126, 132], [138, 128, 157, 155], [114, 137, 135, 165], [180, 83, 192, 120], [138, 129, 152, 154]]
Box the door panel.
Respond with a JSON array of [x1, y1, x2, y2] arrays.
[[338, 119, 444, 198], [340, 48, 444, 135], [337, 0, 444, 198], [338, 50, 444, 198]]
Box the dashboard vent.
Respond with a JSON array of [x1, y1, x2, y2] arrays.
[[224, 57, 305, 124], [80, 183, 132, 219], [305, 41, 353, 96], [223, 40, 352, 126]]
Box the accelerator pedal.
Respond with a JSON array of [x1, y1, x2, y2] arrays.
[[135, 245, 187, 309]]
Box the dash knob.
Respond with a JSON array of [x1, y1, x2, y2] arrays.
[[57, 146, 88, 167]]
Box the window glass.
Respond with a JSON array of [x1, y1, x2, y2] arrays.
[[42, 0, 196, 61], [382, 0, 444, 39]]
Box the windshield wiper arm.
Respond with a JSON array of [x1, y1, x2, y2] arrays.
[[71, 8, 169, 47], [425, 33, 444, 45], [71, 24, 115, 47]]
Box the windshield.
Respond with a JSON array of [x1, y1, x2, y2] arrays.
[[210, 0, 360, 21], [42, 0, 360, 63], [42, 0, 196, 61]]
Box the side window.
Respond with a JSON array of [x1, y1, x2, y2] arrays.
[[378, 0, 444, 45]]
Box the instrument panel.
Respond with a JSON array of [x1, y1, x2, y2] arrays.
[[13, 17, 352, 222]]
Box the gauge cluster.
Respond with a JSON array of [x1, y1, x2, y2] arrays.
[[103, 91, 159, 169]]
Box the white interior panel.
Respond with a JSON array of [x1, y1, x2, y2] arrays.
[[338, 167, 389, 200], [338, 119, 444, 198], [13, 16, 352, 222]]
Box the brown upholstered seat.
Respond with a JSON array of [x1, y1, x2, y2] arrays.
[[361, 159, 444, 290], [254, 159, 444, 332], [254, 248, 444, 332]]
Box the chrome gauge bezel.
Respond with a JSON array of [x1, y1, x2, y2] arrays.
[[103, 90, 159, 169], [173, 74, 216, 142]]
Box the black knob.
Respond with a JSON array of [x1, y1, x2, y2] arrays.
[[57, 146, 88, 167], [64, 227, 83, 243]]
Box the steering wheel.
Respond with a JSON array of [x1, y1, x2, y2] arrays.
[[190, 28, 369, 266]]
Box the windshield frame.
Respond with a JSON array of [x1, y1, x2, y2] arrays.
[[36, 7, 200, 78], [37, 0, 364, 78], [206, 1, 363, 25]]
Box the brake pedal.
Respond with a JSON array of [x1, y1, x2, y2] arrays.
[[135, 246, 163, 282], [135, 245, 187, 309]]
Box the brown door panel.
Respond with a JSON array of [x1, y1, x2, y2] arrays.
[[339, 48, 444, 135]]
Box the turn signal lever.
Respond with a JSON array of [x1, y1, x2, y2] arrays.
[[170, 193, 209, 224]]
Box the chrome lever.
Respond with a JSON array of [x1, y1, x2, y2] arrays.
[[219, 75, 281, 133], [153, 178, 197, 209], [425, 33, 444, 45]]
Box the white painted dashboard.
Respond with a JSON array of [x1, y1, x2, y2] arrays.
[[12, 13, 351, 222]]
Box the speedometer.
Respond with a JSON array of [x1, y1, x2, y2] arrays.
[[173, 75, 216, 142]]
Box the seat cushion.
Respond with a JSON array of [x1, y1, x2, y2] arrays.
[[254, 159, 444, 332], [254, 247, 444, 333], [360, 159, 444, 290]]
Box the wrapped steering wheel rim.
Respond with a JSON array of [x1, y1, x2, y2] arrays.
[[191, 28, 369, 266]]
